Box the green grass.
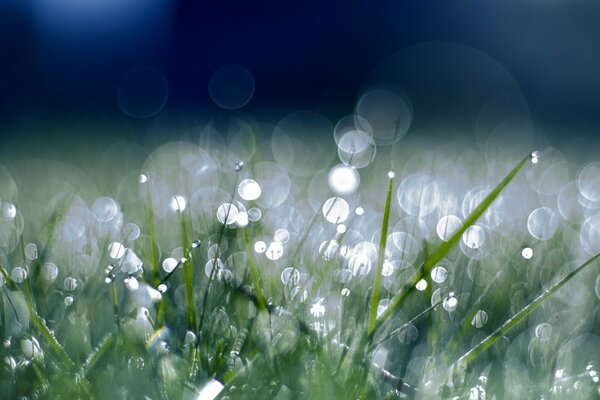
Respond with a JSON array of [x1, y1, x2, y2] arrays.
[[1, 138, 600, 400]]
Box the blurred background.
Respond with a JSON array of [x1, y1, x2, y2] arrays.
[[1, 0, 600, 152]]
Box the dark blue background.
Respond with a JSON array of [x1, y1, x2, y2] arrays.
[[1, 1, 600, 139]]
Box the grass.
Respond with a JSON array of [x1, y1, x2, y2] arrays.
[[1, 133, 600, 400]]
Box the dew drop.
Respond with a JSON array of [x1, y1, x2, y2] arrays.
[[521, 247, 533, 260], [64, 296, 74, 307], [415, 279, 428, 291], [265, 242, 284, 261], [471, 310, 488, 328], [431, 266, 448, 283], [254, 240, 267, 254], [24, 243, 38, 261], [238, 179, 262, 201], [138, 174, 148, 184], [341, 287, 350, 297], [11, 267, 27, 283], [535, 322, 552, 341], [162, 258, 178, 273], [192, 239, 202, 249], [443, 293, 458, 312], [63, 277, 77, 292], [108, 242, 126, 259], [322, 197, 350, 224]]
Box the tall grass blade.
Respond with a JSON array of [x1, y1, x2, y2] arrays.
[[374, 154, 531, 334], [456, 252, 600, 366], [367, 174, 395, 335]]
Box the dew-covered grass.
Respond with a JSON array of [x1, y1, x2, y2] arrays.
[[1, 114, 600, 400]]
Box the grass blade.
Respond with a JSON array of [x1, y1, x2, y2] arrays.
[[456, 252, 600, 365], [367, 173, 395, 335], [374, 154, 531, 334]]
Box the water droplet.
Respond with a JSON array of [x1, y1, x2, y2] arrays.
[[281, 267, 300, 286], [138, 174, 148, 183], [238, 179, 262, 201], [322, 197, 350, 224], [123, 223, 140, 241], [63, 277, 77, 292], [471, 310, 488, 328], [397, 324, 418, 344], [234, 161, 244, 171], [192, 239, 202, 248], [64, 295, 74, 306], [309, 298, 326, 318], [125, 277, 139, 291], [104, 276, 113, 284], [443, 293, 458, 312], [431, 266, 448, 283], [521, 247, 533, 259], [217, 203, 239, 225], [348, 254, 371, 277], [162, 257, 178, 273], [11, 267, 27, 283], [91, 197, 118, 222], [531, 150, 540, 164], [535, 323, 552, 341], [462, 225, 485, 249], [274, 228, 290, 244], [341, 288, 350, 297], [527, 207, 558, 241], [415, 279, 428, 291], [387, 171, 395, 179], [168, 195, 187, 212], [254, 240, 267, 254], [157, 284, 167, 293], [108, 242, 126, 259], [265, 242, 284, 261], [1, 203, 16, 219], [247, 207, 262, 222], [327, 164, 360, 195], [24, 243, 38, 261], [436, 215, 462, 242]]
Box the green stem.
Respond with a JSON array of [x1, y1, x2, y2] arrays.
[[367, 173, 394, 335]]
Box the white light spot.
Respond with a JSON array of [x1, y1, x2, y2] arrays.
[[238, 179, 262, 201], [415, 279, 427, 291], [521, 247, 533, 260], [254, 241, 267, 254], [108, 242, 126, 259], [169, 195, 187, 212], [327, 164, 360, 195]]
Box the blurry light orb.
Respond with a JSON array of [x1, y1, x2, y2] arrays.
[[41, 262, 58, 282], [355, 207, 364, 216], [254, 241, 267, 254], [123, 223, 141, 241], [535, 323, 552, 341], [387, 171, 395, 179], [309, 298, 326, 318], [265, 242, 284, 261], [382, 261, 395, 277], [322, 197, 350, 224], [64, 296, 74, 306], [216, 203, 239, 225], [431, 266, 448, 283], [436, 215, 462, 242], [577, 162, 600, 202], [336, 224, 347, 234], [125, 277, 139, 291], [443, 293, 458, 312], [2, 203, 16, 219], [236, 212, 249, 228], [64, 277, 77, 291], [92, 197, 118, 222], [274, 228, 290, 244], [168, 195, 187, 212], [397, 324, 418, 344], [24, 243, 38, 261], [349, 254, 372, 277], [327, 164, 360, 195], [527, 207, 558, 241], [138, 174, 148, 184], [521, 247, 533, 260], [281, 267, 300, 286], [415, 279, 428, 291], [319, 240, 339, 261], [162, 257, 178, 273], [238, 179, 262, 201], [117, 67, 168, 118], [208, 64, 254, 110], [471, 310, 488, 328], [108, 242, 126, 259], [462, 225, 485, 249], [247, 207, 262, 222], [11, 267, 27, 283]]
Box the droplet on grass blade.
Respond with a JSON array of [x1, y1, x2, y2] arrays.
[[521, 247, 533, 259], [328, 164, 360, 195], [24, 243, 38, 261], [11, 267, 27, 283], [162, 258, 178, 273], [472, 310, 488, 328]]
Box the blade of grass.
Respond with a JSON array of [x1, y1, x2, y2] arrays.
[[367, 173, 394, 335], [456, 252, 600, 366], [373, 154, 531, 335]]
